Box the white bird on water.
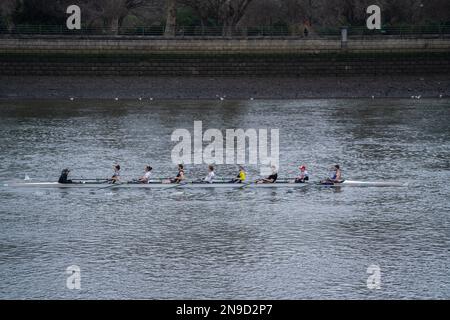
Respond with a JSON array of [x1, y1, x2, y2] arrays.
[[115, 97, 119, 101], [138, 97, 142, 101], [70, 97, 74, 101]]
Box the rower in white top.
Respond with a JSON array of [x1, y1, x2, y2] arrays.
[[110, 164, 121, 184], [203, 165, 215, 183], [295, 165, 309, 183], [138, 166, 153, 184]]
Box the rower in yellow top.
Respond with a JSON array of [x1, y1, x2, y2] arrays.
[[231, 166, 246, 183]]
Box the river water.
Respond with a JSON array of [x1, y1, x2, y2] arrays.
[[0, 99, 449, 299]]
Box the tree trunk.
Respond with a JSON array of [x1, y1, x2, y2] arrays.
[[221, 1, 235, 36], [222, 23, 234, 37], [107, 17, 120, 35], [7, 20, 15, 32], [220, 0, 253, 37], [165, 0, 177, 37], [200, 17, 207, 35]]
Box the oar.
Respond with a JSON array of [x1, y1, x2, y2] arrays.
[[72, 178, 108, 182], [237, 180, 254, 189], [160, 181, 190, 190], [96, 181, 123, 191]]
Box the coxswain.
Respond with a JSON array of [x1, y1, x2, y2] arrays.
[[58, 168, 72, 184]]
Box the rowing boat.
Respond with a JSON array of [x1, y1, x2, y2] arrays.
[[3, 180, 408, 189], [320, 180, 408, 187]]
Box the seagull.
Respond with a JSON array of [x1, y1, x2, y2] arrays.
[[150, 97, 154, 101], [70, 97, 74, 101], [371, 96, 375, 99], [138, 97, 142, 101], [439, 94, 443, 98], [220, 97, 225, 101], [115, 97, 119, 101], [250, 97, 254, 101]]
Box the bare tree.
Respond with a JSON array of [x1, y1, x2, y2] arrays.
[[179, 0, 221, 28], [2, 0, 449, 36], [78, 0, 158, 34], [239, 0, 283, 27], [165, 0, 177, 36], [178, 0, 253, 35], [0, 0, 19, 30], [220, 0, 253, 35], [422, 0, 450, 24]]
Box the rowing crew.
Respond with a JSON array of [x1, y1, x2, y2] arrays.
[[58, 164, 343, 185]]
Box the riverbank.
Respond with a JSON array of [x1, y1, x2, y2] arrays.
[[0, 75, 448, 100]]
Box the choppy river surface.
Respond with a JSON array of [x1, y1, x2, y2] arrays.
[[0, 99, 449, 299]]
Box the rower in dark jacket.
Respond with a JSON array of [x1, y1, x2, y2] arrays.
[[58, 168, 73, 184]]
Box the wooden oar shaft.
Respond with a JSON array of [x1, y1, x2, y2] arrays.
[[72, 178, 108, 181]]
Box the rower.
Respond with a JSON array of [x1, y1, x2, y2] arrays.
[[203, 165, 215, 184], [295, 165, 309, 183], [138, 166, 153, 184], [58, 168, 73, 184], [170, 164, 185, 183], [231, 166, 246, 183], [331, 165, 342, 182], [111, 164, 121, 183], [322, 165, 343, 184], [257, 165, 278, 184]]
